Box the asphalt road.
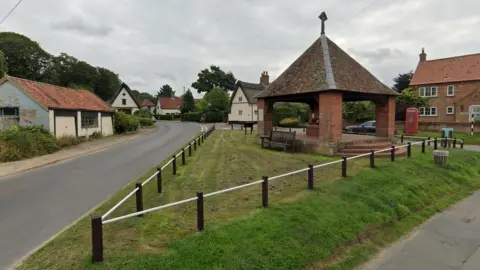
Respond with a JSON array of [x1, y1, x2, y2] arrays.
[[0, 121, 202, 269]]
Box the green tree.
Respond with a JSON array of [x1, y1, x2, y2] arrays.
[[395, 87, 429, 119], [191, 65, 236, 93], [157, 84, 175, 97], [393, 71, 413, 92], [137, 92, 156, 104], [199, 87, 230, 112], [342, 101, 376, 122], [180, 90, 195, 113], [68, 61, 99, 91], [0, 50, 7, 77], [51, 53, 78, 86], [94, 67, 121, 101], [0, 32, 53, 81], [273, 103, 310, 125]]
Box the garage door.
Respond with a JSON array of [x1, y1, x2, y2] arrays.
[[55, 116, 76, 138], [101, 116, 113, 136]]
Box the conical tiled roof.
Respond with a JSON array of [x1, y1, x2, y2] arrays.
[[256, 35, 397, 98]]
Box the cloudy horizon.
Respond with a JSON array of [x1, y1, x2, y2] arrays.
[[1, 0, 479, 98]]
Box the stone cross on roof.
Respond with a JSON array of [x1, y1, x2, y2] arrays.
[[319, 11, 328, 35]]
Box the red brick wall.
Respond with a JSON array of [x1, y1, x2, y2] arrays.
[[318, 92, 342, 143], [411, 81, 480, 123], [375, 96, 396, 137]]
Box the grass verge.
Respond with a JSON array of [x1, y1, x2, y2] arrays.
[[404, 130, 480, 145]]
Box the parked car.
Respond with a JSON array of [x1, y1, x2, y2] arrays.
[[344, 120, 376, 134]]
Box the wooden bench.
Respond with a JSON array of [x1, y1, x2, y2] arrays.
[[261, 130, 296, 152]]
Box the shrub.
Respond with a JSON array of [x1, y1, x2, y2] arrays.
[[56, 135, 84, 148], [114, 112, 139, 134], [134, 108, 152, 118], [156, 114, 178, 121], [137, 117, 154, 127], [204, 111, 224, 123], [90, 131, 104, 139], [279, 117, 299, 128], [183, 111, 203, 122]]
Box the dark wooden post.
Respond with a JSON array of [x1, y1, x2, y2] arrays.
[[197, 192, 204, 231], [91, 216, 103, 263], [251, 125, 253, 134], [189, 143, 192, 156], [422, 140, 426, 153], [135, 183, 143, 217], [262, 176, 269, 207], [181, 150, 185, 165], [244, 126, 247, 135], [401, 134, 404, 143], [172, 155, 177, 175], [443, 138, 447, 148], [428, 137, 431, 146], [390, 146, 395, 162], [231, 124, 233, 130], [407, 142, 411, 157], [307, 164, 314, 190], [461, 140, 464, 149], [370, 150, 375, 168], [157, 167, 162, 193], [194, 140, 197, 151], [434, 138, 438, 150], [198, 136, 201, 146], [453, 138, 457, 148], [342, 157, 347, 177]]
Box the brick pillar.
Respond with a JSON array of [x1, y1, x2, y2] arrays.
[[376, 96, 396, 137], [257, 98, 273, 136], [318, 92, 343, 143]]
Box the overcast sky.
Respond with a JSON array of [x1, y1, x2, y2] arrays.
[[1, 0, 479, 97]]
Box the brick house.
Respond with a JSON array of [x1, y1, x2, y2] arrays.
[[410, 49, 480, 123]]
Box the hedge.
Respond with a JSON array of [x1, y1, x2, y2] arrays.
[[156, 114, 181, 121], [278, 117, 300, 128], [114, 112, 139, 133]]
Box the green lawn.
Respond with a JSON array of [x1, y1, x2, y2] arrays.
[[401, 130, 480, 145], [17, 131, 480, 269]]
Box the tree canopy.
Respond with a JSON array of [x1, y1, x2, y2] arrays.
[[395, 87, 429, 120], [191, 65, 236, 93], [0, 50, 7, 78], [197, 87, 230, 112], [343, 101, 375, 123], [180, 90, 195, 113], [157, 84, 175, 98], [393, 71, 413, 92]]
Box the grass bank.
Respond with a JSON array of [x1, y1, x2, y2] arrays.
[[18, 130, 480, 269]]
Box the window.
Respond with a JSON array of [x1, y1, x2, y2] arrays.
[[239, 97, 243, 102], [447, 85, 455, 96], [419, 86, 438, 97], [419, 107, 437, 116], [122, 99, 127, 105], [81, 112, 98, 128], [238, 110, 243, 116], [447, 106, 454, 114], [254, 110, 258, 115], [0, 107, 19, 116]]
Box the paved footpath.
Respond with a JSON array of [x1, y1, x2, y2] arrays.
[[360, 146, 480, 270], [0, 121, 202, 269]]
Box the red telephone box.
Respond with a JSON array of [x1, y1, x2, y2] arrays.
[[405, 107, 419, 135]]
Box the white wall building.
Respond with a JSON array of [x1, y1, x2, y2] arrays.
[[228, 71, 270, 124], [111, 83, 140, 114]]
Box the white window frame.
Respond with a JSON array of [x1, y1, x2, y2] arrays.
[[419, 107, 437, 116], [419, 86, 438, 97], [447, 85, 455, 96], [239, 96, 243, 102], [446, 106, 454, 115], [238, 110, 243, 116]]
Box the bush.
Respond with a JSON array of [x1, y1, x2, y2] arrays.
[[90, 131, 103, 139], [279, 117, 299, 128], [137, 117, 154, 127], [156, 114, 180, 121], [114, 112, 139, 134], [183, 111, 202, 122], [56, 135, 84, 148], [134, 108, 152, 118], [182, 111, 225, 123], [0, 125, 59, 162]]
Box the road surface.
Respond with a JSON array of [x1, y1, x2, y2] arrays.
[[0, 121, 202, 269]]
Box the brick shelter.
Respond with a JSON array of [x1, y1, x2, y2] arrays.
[[255, 12, 398, 155]]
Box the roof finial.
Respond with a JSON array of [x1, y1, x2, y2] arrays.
[[319, 11, 328, 35]]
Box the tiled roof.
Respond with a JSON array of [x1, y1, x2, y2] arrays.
[[1, 75, 113, 112], [140, 99, 155, 107], [159, 97, 183, 109], [256, 36, 397, 98], [231, 80, 266, 105], [410, 53, 480, 85]]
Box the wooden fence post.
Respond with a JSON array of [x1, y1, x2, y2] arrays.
[[189, 143, 192, 156], [461, 140, 464, 149], [370, 150, 375, 168], [422, 140, 425, 153], [194, 140, 197, 151], [390, 146, 395, 162], [262, 176, 269, 207], [407, 142, 412, 157], [428, 137, 431, 146], [198, 136, 201, 146], [308, 164, 314, 190], [434, 138, 438, 150], [342, 157, 347, 177], [135, 183, 143, 217], [401, 134, 404, 143], [157, 167, 162, 193], [91, 216, 103, 263], [197, 192, 204, 231], [172, 155, 177, 175], [182, 150, 185, 165], [453, 138, 457, 148]]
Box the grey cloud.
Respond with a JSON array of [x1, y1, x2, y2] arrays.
[[348, 48, 408, 63], [155, 72, 177, 83], [51, 15, 114, 37]]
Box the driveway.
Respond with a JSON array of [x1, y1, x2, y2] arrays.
[[0, 121, 202, 269]]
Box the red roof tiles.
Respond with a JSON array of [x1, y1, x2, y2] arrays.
[[1, 75, 113, 112], [158, 97, 182, 109], [410, 53, 480, 86], [140, 99, 155, 107]]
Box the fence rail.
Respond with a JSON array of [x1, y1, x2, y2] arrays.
[[91, 134, 464, 263]]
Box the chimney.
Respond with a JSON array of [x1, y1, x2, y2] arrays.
[[260, 71, 270, 86], [419, 48, 427, 62]]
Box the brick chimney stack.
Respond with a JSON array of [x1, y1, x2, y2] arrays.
[[260, 71, 269, 86], [419, 48, 427, 62]]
